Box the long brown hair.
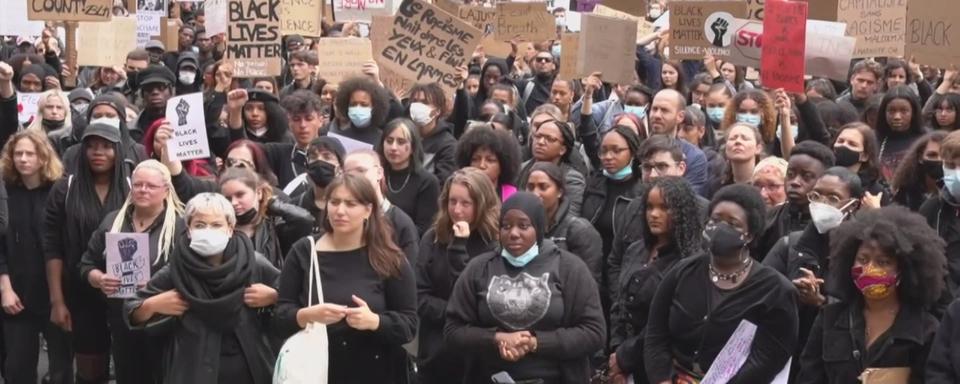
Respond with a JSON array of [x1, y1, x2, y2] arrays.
[[323, 174, 404, 279], [0, 129, 63, 186], [217, 167, 274, 225], [433, 168, 501, 245]]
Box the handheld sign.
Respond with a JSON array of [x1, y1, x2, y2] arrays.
[[27, 0, 113, 21], [457, 5, 513, 58], [17, 93, 41, 125], [494, 2, 556, 42], [205, 0, 229, 35], [760, 0, 807, 93], [78, 17, 138, 67], [578, 14, 636, 85], [335, 0, 392, 22], [905, 0, 960, 68], [280, 0, 324, 36], [165, 93, 211, 161], [315, 38, 374, 85], [227, 0, 283, 78], [3, 1, 45, 36], [106, 233, 151, 299], [668, 1, 747, 60], [838, 0, 906, 58]]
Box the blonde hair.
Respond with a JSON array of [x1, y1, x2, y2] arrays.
[[433, 167, 500, 245], [753, 156, 788, 179], [110, 160, 185, 266], [26, 90, 73, 142], [0, 129, 63, 186]]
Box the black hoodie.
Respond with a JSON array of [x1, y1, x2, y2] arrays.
[[421, 120, 458, 183]]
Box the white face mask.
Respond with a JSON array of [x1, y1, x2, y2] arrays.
[[179, 71, 196, 85], [89, 116, 122, 129], [809, 201, 853, 234], [409, 102, 434, 126], [189, 228, 230, 257]]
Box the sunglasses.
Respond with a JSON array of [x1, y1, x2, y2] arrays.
[[535, 57, 553, 63]]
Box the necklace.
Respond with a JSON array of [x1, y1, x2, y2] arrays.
[[387, 171, 411, 193], [709, 257, 753, 284]]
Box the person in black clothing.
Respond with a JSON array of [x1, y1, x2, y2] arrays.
[[377, 118, 440, 235], [127, 192, 280, 384], [329, 76, 392, 145], [525, 162, 602, 283], [417, 167, 501, 384], [131, 65, 177, 143], [608, 176, 704, 384], [920, 130, 960, 296], [644, 184, 797, 383], [516, 50, 556, 115], [225, 88, 293, 145], [279, 50, 318, 98], [408, 82, 458, 183], [517, 116, 586, 215], [60, 93, 148, 174], [758, 141, 835, 259], [292, 136, 345, 234], [928, 298, 960, 382], [43, 122, 132, 384], [455, 125, 523, 201], [445, 192, 606, 384], [0, 130, 71, 384], [276, 174, 418, 384], [892, 130, 946, 211], [832, 122, 893, 206], [875, 85, 928, 181], [79, 160, 186, 384], [798, 206, 945, 384]]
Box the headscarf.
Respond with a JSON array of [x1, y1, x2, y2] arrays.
[[501, 192, 546, 247]]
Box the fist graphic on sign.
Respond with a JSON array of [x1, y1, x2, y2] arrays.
[[176, 98, 190, 126], [118, 237, 139, 262], [711, 18, 729, 47], [704, 12, 735, 48]]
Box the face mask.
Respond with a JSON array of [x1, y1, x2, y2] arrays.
[[348, 106, 372, 128], [235, 207, 258, 225], [943, 166, 960, 198], [555, 16, 566, 28], [736, 113, 762, 128], [624, 105, 647, 119], [189, 229, 230, 257], [707, 107, 725, 123], [851, 264, 898, 300], [73, 102, 89, 114], [922, 160, 944, 180], [649, 9, 662, 19], [42, 119, 65, 130], [776, 124, 799, 140], [126, 73, 139, 92], [500, 243, 539, 267], [551, 44, 561, 57], [603, 162, 634, 181], [90, 116, 122, 129], [179, 71, 196, 85], [833, 145, 863, 168], [307, 160, 337, 188], [409, 102, 434, 126], [703, 221, 748, 257], [809, 201, 853, 234]]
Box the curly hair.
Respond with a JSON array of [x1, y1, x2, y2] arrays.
[[790, 140, 836, 168], [335, 76, 390, 128], [433, 168, 501, 246], [722, 89, 778, 144], [891, 130, 947, 194], [829, 206, 946, 307], [709, 183, 767, 241], [408, 82, 450, 118], [280, 89, 323, 116], [455, 126, 522, 186], [637, 176, 703, 258], [875, 85, 925, 139], [0, 129, 63, 186]]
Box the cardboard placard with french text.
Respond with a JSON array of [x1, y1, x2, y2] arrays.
[[668, 1, 747, 60], [27, 0, 112, 21], [905, 0, 960, 69], [457, 5, 513, 58], [315, 38, 374, 85], [280, 0, 324, 36], [838, 0, 906, 58], [227, 0, 283, 77], [760, 0, 808, 93], [577, 14, 636, 85], [335, 0, 392, 22], [494, 2, 556, 42]]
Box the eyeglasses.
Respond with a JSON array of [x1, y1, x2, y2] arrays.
[[132, 182, 165, 192], [226, 158, 254, 169], [807, 191, 849, 206], [532, 133, 562, 145], [641, 161, 677, 174], [600, 147, 630, 157]]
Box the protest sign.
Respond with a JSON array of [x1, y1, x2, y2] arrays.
[[806, 33, 856, 80], [105, 233, 151, 299], [280, 0, 323, 36], [328, 133, 374, 153], [457, 5, 513, 58], [578, 14, 636, 85], [761, 0, 807, 93], [2, 1, 45, 36], [494, 2, 556, 42], [371, 15, 417, 94], [838, 0, 906, 58], [602, 0, 646, 17], [226, 0, 283, 77], [165, 93, 211, 161], [557, 32, 580, 81], [138, 0, 167, 16], [435, 0, 460, 15], [668, 1, 747, 60], [746, 0, 764, 20], [905, 0, 960, 69], [137, 13, 162, 47], [701, 320, 791, 384], [78, 17, 138, 67], [335, 0, 392, 22], [27, 0, 112, 21], [593, 5, 655, 43], [16, 93, 41, 125], [373, 0, 481, 93], [206, 0, 228, 35], [315, 38, 374, 85], [806, 0, 838, 21], [576, 0, 600, 12]]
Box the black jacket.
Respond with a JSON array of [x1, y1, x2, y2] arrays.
[[386, 204, 421, 267], [758, 202, 811, 261], [580, 174, 644, 256], [385, 166, 440, 236], [797, 301, 937, 384], [545, 199, 602, 284], [422, 120, 458, 184], [0, 183, 45, 317], [926, 298, 960, 383], [920, 191, 960, 296]]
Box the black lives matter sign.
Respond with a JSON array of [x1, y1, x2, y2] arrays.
[[227, 0, 282, 77]]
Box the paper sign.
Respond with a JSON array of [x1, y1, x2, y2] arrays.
[[760, 0, 807, 93], [702, 319, 758, 383], [725, 18, 854, 81], [328, 132, 374, 153], [335, 0, 392, 22], [557, 32, 580, 81], [373, 0, 482, 93], [226, 0, 283, 77], [105, 232, 151, 299], [652, 9, 669, 29], [165, 93, 211, 161], [16, 93, 41, 125], [457, 5, 514, 58], [905, 0, 960, 69], [838, 0, 906, 58], [78, 17, 138, 67], [137, 0, 167, 15], [578, 14, 636, 85], [280, 0, 323, 36], [205, 0, 228, 35], [315, 38, 374, 85], [494, 2, 556, 42], [27, 0, 112, 21], [137, 13, 162, 47], [668, 1, 748, 60], [2, 0, 45, 36], [593, 5, 655, 43]]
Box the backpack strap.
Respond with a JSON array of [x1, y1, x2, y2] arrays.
[[521, 81, 536, 108], [307, 236, 324, 306]]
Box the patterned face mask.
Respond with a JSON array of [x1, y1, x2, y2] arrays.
[[851, 264, 897, 300]]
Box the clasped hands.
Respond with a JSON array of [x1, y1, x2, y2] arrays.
[[495, 331, 538, 362]]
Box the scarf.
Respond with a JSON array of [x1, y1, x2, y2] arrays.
[[170, 231, 255, 331]]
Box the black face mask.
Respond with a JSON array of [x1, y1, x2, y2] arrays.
[[833, 145, 862, 168], [42, 118, 65, 130], [922, 160, 944, 180], [307, 161, 337, 188], [126, 72, 139, 93], [703, 221, 748, 258], [236, 207, 258, 225]]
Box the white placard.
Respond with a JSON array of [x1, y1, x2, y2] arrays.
[[653, 10, 670, 30], [701, 320, 791, 384], [17, 93, 42, 125], [137, 13, 162, 47], [165, 93, 211, 161], [138, 0, 168, 16], [327, 132, 373, 154], [105, 232, 151, 299], [0, 0, 45, 36], [205, 0, 229, 36]]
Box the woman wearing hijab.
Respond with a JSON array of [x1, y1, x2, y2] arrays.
[[445, 192, 606, 384], [516, 117, 586, 216], [126, 192, 280, 384]]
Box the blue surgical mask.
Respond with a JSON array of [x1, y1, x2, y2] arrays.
[[348, 106, 372, 128], [707, 107, 725, 123], [551, 44, 561, 57], [501, 244, 540, 267], [777, 124, 799, 140], [624, 105, 647, 119], [944, 166, 960, 198], [603, 162, 634, 180], [736, 113, 762, 128]]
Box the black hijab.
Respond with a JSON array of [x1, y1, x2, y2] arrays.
[[171, 230, 255, 331], [501, 192, 546, 246]]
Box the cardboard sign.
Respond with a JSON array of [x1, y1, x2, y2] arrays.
[[457, 6, 513, 58], [593, 5, 654, 43], [494, 2, 556, 42], [335, 0, 392, 22], [602, 0, 646, 17], [315, 38, 374, 85], [576, 0, 601, 12], [165, 93, 211, 161], [725, 18, 853, 80], [373, 0, 481, 92], [578, 14, 635, 85], [760, 0, 807, 93], [557, 32, 580, 81], [280, 0, 323, 36], [205, 0, 228, 35], [905, 0, 960, 69], [226, 0, 283, 77], [371, 15, 417, 95], [78, 17, 138, 67], [105, 233, 151, 299], [2, 0, 45, 36], [668, 1, 747, 60], [16, 93, 41, 125], [27, 0, 113, 21], [838, 0, 906, 58], [745, 0, 763, 20], [806, 0, 838, 21]]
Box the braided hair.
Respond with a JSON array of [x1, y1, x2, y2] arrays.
[[637, 176, 704, 258]]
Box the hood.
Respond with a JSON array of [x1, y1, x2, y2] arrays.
[[177, 51, 200, 71], [478, 58, 511, 96]]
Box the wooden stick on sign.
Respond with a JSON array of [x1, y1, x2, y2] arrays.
[[64, 22, 78, 88]]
